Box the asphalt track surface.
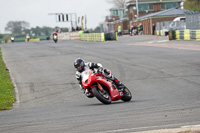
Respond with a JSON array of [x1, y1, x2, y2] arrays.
[[0, 35, 200, 133]]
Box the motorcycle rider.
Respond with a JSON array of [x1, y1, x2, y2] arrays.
[[74, 58, 124, 98], [53, 31, 57, 38], [52, 31, 58, 43]]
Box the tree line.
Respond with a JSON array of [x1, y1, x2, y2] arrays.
[[3, 21, 101, 37], [3, 21, 69, 37], [184, 0, 200, 11]]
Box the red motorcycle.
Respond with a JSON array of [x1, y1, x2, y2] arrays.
[[82, 69, 132, 104]]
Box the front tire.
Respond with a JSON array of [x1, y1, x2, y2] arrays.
[[91, 86, 111, 104], [121, 85, 132, 102]]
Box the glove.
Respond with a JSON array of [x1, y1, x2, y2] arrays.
[[103, 69, 110, 75], [97, 67, 103, 73]]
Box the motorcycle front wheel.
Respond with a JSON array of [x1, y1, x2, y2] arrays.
[[121, 85, 132, 102], [91, 86, 111, 104]]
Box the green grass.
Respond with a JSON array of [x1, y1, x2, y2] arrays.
[[38, 36, 48, 40], [15, 37, 26, 41], [0, 35, 49, 43], [0, 47, 15, 110]]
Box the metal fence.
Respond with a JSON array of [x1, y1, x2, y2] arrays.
[[99, 22, 115, 33], [170, 21, 186, 30], [185, 11, 200, 30], [156, 12, 200, 31], [156, 21, 171, 31], [156, 21, 186, 31]]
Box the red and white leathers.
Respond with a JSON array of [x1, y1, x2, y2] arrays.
[[75, 62, 113, 86], [75, 62, 121, 97]]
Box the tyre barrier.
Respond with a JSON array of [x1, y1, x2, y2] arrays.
[[80, 33, 105, 42], [156, 30, 168, 36], [25, 38, 40, 42], [105, 32, 117, 41], [168, 30, 200, 40]]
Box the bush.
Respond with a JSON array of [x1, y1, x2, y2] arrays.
[[31, 36, 38, 39], [2, 34, 11, 43], [0, 34, 4, 39]]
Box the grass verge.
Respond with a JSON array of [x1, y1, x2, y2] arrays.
[[0, 47, 15, 110]]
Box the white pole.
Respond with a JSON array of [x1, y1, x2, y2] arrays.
[[136, 0, 139, 18]]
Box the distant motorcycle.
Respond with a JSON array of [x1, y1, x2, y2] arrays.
[[53, 35, 58, 43], [10, 37, 15, 43], [81, 68, 132, 104]]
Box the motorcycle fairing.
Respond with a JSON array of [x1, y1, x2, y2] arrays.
[[82, 70, 123, 101]]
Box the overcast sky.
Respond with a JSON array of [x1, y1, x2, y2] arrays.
[[0, 0, 113, 33]]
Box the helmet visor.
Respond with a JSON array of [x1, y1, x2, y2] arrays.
[[77, 65, 82, 71]]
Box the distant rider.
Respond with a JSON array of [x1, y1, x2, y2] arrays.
[[74, 58, 124, 98], [26, 34, 30, 42], [53, 32, 57, 38]]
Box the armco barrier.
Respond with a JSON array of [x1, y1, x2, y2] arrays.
[[57, 32, 80, 40], [80, 33, 105, 42], [70, 32, 80, 40]]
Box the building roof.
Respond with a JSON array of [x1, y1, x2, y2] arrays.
[[112, 18, 129, 24], [127, 0, 182, 5], [131, 8, 187, 22], [184, 10, 200, 14], [110, 8, 126, 11]]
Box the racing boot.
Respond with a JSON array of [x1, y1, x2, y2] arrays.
[[113, 78, 124, 92], [80, 85, 94, 98], [84, 89, 94, 98]]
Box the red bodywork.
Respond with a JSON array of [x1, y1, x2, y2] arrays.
[[82, 70, 123, 101]]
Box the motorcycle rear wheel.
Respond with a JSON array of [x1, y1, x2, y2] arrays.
[[91, 86, 111, 104], [121, 85, 132, 102]]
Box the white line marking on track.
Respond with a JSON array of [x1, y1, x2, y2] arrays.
[[148, 41, 155, 44], [157, 40, 169, 43], [148, 40, 169, 44], [181, 125, 200, 128], [95, 123, 200, 133]]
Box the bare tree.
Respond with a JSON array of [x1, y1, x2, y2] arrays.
[[107, 0, 129, 8]]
